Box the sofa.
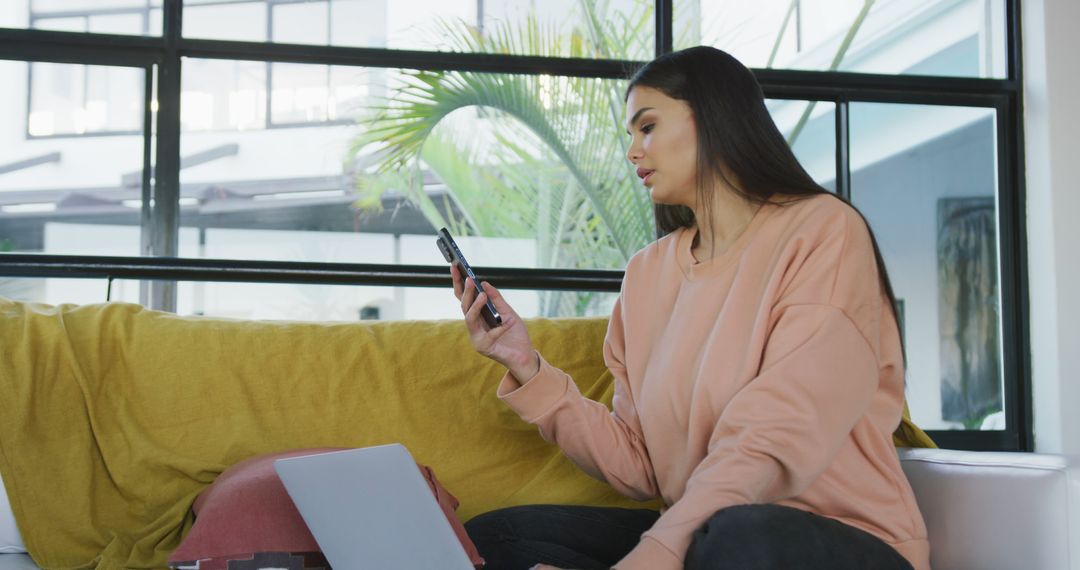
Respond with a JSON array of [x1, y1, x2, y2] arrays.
[[0, 298, 1076, 569]]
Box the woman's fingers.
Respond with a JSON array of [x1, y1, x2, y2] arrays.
[[481, 281, 516, 318], [464, 288, 488, 329], [483, 310, 513, 338], [450, 264, 464, 300], [460, 277, 477, 314]]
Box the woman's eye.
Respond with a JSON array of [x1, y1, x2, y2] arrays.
[[641, 123, 655, 134]]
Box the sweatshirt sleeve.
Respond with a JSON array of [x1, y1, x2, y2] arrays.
[[615, 205, 892, 569], [496, 296, 660, 501]]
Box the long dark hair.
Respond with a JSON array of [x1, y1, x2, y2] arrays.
[[625, 46, 905, 362]]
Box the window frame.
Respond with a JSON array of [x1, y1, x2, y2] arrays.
[[0, 0, 1030, 452]]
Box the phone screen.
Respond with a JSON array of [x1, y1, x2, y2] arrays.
[[436, 228, 503, 327]]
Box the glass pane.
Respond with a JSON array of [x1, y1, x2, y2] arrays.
[[265, 64, 369, 125], [0, 276, 48, 303], [171, 282, 616, 321], [181, 59, 267, 132], [35, 0, 147, 9], [31, 16, 86, 32], [87, 66, 144, 132], [180, 60, 642, 316], [0, 60, 146, 256], [183, 0, 655, 60], [270, 63, 330, 124], [0, 0, 163, 35], [678, 0, 1007, 79], [183, 2, 267, 43], [0, 276, 116, 305], [273, 1, 328, 45], [149, 8, 162, 35], [329, 65, 373, 119], [850, 102, 1002, 431], [29, 62, 85, 135], [767, 99, 836, 188], [87, 12, 144, 35], [0, 274, 617, 321], [29, 62, 143, 135], [0, 1, 30, 28]]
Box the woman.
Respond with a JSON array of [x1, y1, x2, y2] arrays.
[[454, 46, 929, 570]]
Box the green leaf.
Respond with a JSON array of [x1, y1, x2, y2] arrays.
[[346, 3, 658, 314]]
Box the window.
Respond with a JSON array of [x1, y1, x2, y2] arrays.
[[0, 59, 147, 263], [178, 59, 644, 276], [767, 99, 837, 187], [181, 0, 655, 59], [29, 62, 144, 136], [10, 0, 156, 139], [679, 0, 1007, 78], [850, 103, 1003, 432], [0, 1, 1027, 450], [0, 0, 165, 35]]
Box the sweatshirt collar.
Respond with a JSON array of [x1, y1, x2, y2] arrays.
[[676, 203, 774, 280]]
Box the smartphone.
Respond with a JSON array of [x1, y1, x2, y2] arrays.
[[436, 227, 503, 328]]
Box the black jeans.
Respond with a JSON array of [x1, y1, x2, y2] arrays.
[[464, 503, 915, 570]]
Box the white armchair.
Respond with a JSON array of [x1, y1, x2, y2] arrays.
[[899, 448, 1080, 570]]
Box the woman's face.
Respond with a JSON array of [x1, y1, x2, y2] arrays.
[[624, 86, 699, 207]]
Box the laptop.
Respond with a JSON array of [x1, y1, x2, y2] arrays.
[[274, 444, 476, 570]]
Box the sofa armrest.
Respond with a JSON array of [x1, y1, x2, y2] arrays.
[[899, 448, 1080, 570]]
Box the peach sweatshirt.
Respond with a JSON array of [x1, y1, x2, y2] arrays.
[[497, 194, 930, 570]]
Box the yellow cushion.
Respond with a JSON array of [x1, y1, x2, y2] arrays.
[[0, 298, 932, 569]]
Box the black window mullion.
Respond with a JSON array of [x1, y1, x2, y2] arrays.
[[834, 98, 850, 201], [141, 65, 154, 258], [0, 29, 164, 66], [656, 0, 673, 56], [325, 0, 332, 120], [1006, 0, 1021, 83], [924, 430, 1019, 451], [150, 0, 183, 311], [1007, 0, 1030, 451], [996, 94, 1032, 451], [178, 37, 640, 79], [139, 61, 156, 307], [0, 255, 626, 292], [265, 2, 273, 129]]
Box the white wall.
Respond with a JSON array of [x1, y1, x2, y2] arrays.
[[1023, 0, 1080, 454]]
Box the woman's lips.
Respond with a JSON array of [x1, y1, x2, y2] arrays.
[[636, 168, 655, 185]]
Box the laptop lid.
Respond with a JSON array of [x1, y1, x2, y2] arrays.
[[274, 444, 475, 570]]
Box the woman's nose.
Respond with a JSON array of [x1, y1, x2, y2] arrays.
[[626, 143, 642, 163]]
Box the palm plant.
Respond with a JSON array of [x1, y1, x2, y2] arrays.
[[348, 0, 655, 317], [347, 0, 874, 317]]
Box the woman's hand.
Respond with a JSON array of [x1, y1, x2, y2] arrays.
[[451, 263, 540, 383]]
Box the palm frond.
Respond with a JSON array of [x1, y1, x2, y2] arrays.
[[348, 2, 658, 314]]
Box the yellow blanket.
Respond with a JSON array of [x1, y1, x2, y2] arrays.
[[0, 298, 933, 569]]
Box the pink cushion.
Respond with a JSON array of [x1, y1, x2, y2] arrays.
[[168, 447, 483, 569]]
